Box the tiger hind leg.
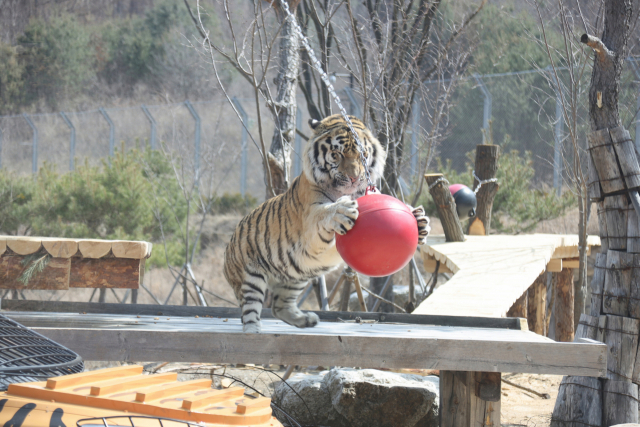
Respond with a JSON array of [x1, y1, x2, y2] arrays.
[[271, 283, 320, 328], [239, 270, 268, 333]]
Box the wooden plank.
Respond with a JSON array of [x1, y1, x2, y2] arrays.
[[628, 204, 640, 253], [0, 299, 527, 330], [111, 241, 149, 259], [69, 258, 143, 289], [0, 256, 70, 290], [9, 312, 607, 376], [424, 174, 465, 242], [601, 315, 639, 382], [78, 240, 112, 258], [554, 268, 575, 342], [550, 376, 602, 427], [575, 314, 599, 341], [135, 379, 211, 402], [527, 274, 547, 335], [440, 371, 500, 427], [588, 149, 604, 201], [605, 195, 630, 251], [591, 253, 607, 317], [41, 239, 78, 258], [603, 250, 634, 317], [6, 238, 42, 255], [598, 201, 610, 252], [423, 257, 453, 274], [588, 129, 626, 194], [561, 258, 580, 269], [610, 127, 640, 190], [182, 387, 245, 410], [603, 380, 639, 426], [547, 258, 562, 273]]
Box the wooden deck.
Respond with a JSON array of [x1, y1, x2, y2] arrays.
[[415, 234, 601, 318], [1, 300, 606, 377]]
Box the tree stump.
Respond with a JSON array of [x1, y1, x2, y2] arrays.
[[603, 380, 639, 426], [440, 371, 500, 427], [554, 268, 575, 342], [527, 274, 547, 335], [424, 174, 465, 242], [550, 376, 602, 427], [469, 144, 500, 236]]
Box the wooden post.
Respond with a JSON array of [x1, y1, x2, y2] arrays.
[[590, 253, 607, 317], [601, 315, 639, 381], [440, 370, 500, 427], [550, 376, 602, 427], [598, 201, 610, 252], [630, 254, 640, 319], [424, 174, 465, 242], [507, 292, 527, 319], [527, 274, 547, 335], [603, 380, 639, 426], [605, 196, 630, 251], [554, 268, 575, 342], [603, 250, 633, 317], [575, 314, 599, 341], [469, 144, 500, 236]]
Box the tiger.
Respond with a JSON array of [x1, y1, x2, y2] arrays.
[[223, 114, 430, 333]]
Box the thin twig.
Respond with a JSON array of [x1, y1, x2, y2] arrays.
[[359, 284, 407, 313]]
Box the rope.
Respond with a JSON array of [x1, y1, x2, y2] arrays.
[[473, 170, 498, 195]]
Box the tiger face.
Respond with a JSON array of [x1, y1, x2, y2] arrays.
[[303, 114, 386, 195]]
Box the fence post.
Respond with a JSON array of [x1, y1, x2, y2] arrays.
[[411, 99, 420, 176], [184, 101, 201, 180], [473, 74, 492, 143], [141, 105, 157, 150], [232, 97, 248, 197], [23, 114, 38, 174], [99, 108, 115, 164], [60, 112, 76, 171], [294, 108, 302, 177]]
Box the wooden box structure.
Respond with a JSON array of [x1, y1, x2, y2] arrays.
[[0, 237, 152, 290]]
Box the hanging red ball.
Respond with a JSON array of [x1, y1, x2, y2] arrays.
[[336, 191, 419, 277]]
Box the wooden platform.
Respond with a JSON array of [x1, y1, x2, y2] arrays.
[[0, 236, 152, 290], [415, 234, 601, 317]]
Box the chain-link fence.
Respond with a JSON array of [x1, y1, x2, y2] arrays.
[[2, 63, 640, 201]]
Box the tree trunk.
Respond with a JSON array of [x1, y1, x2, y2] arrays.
[[266, 1, 301, 199], [469, 144, 500, 236]]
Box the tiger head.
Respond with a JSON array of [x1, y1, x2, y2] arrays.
[[303, 114, 386, 196]]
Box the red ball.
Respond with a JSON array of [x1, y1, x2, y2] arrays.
[[336, 192, 418, 277]]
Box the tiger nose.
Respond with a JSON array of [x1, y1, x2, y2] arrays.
[[349, 176, 358, 184]]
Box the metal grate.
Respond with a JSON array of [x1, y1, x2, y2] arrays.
[[77, 416, 203, 426], [0, 313, 83, 390]]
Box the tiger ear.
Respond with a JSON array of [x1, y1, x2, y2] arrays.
[[309, 119, 320, 130]]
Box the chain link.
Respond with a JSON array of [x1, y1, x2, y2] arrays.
[[472, 170, 498, 195], [277, 0, 374, 188]]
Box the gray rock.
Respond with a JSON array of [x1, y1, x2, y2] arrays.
[[273, 368, 439, 427]]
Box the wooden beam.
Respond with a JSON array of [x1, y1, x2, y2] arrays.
[[440, 371, 500, 427], [6, 312, 607, 376], [423, 257, 454, 274], [547, 259, 563, 273], [554, 268, 575, 342], [0, 256, 70, 290]]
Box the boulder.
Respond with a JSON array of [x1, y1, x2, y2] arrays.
[[273, 368, 439, 427]]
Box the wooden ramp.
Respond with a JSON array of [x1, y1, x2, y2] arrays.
[[415, 234, 601, 318]]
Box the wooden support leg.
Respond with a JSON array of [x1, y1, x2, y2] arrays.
[[507, 292, 527, 319], [527, 274, 547, 335], [440, 371, 501, 427], [554, 268, 575, 342]]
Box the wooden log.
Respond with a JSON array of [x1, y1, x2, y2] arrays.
[[42, 239, 78, 258], [603, 380, 639, 426], [6, 238, 42, 255], [424, 174, 465, 242], [605, 196, 630, 251], [628, 204, 640, 253], [588, 150, 604, 201], [591, 253, 607, 317], [601, 315, 639, 382], [575, 314, 599, 341], [0, 255, 70, 290], [610, 127, 640, 190], [470, 144, 500, 236], [554, 268, 575, 342], [78, 240, 112, 258], [507, 292, 528, 319], [69, 258, 144, 289], [631, 254, 640, 320], [604, 250, 634, 317], [598, 201, 610, 252], [527, 274, 547, 335], [589, 129, 626, 194], [440, 371, 500, 427], [112, 241, 150, 259], [550, 376, 602, 427]]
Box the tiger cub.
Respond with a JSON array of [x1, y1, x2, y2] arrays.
[[224, 114, 430, 333]]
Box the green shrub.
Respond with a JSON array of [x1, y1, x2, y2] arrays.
[[0, 43, 25, 114], [17, 14, 93, 109], [417, 145, 575, 233], [209, 193, 258, 215], [0, 172, 35, 235]]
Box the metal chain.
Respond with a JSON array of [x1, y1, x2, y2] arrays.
[[276, 0, 374, 188], [472, 170, 498, 195], [427, 176, 449, 191]]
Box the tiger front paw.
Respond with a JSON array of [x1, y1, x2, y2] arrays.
[[328, 196, 359, 236], [411, 205, 430, 245]]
